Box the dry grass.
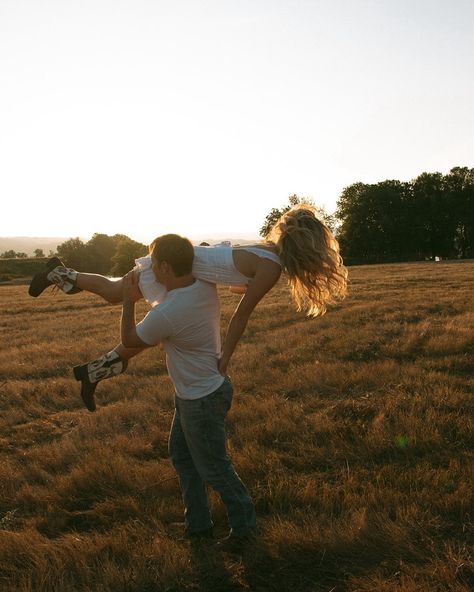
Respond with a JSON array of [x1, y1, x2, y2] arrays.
[[0, 260, 473, 591]]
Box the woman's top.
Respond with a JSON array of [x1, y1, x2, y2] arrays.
[[136, 244, 282, 307]]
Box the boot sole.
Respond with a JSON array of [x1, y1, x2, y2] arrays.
[[73, 358, 127, 412]]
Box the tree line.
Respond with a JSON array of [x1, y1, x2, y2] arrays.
[[1, 235, 148, 276], [0, 248, 52, 259], [335, 166, 473, 264], [2, 165, 472, 270], [53, 234, 148, 276], [260, 166, 473, 265]]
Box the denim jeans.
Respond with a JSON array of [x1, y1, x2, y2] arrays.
[[169, 376, 256, 535]]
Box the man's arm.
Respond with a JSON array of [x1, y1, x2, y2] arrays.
[[121, 271, 152, 349]]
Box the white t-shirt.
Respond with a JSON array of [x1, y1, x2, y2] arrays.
[[135, 279, 224, 400]]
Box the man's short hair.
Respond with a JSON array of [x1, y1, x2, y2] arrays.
[[149, 234, 194, 276]]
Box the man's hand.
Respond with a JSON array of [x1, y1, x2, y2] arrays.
[[122, 268, 142, 303]]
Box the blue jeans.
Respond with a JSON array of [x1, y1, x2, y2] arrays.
[[169, 377, 256, 535]]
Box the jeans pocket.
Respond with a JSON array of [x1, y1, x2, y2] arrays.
[[202, 381, 233, 417]]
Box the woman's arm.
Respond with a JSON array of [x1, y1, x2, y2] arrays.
[[218, 261, 281, 375]]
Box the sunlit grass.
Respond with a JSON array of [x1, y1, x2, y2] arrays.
[[0, 260, 472, 591]]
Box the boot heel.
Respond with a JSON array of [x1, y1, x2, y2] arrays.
[[73, 351, 126, 412], [73, 364, 86, 381]]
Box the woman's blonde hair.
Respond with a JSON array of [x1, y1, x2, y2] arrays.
[[267, 203, 348, 316]]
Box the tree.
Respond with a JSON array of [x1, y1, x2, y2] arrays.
[[111, 238, 148, 276], [260, 195, 334, 238], [411, 172, 457, 259], [444, 166, 474, 258], [337, 182, 375, 264], [1, 250, 17, 258], [336, 180, 414, 264], [86, 233, 129, 274], [56, 233, 149, 275], [0, 250, 29, 258], [56, 238, 89, 270], [370, 180, 415, 261], [34, 249, 45, 258]]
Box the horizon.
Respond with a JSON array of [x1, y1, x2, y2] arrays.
[[1, 1, 473, 238], [0, 232, 262, 257]]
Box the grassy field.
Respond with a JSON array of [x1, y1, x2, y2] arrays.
[[0, 261, 472, 592]]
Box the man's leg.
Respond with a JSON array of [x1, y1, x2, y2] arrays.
[[177, 378, 256, 536], [169, 403, 213, 534]]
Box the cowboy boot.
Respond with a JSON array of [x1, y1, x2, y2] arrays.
[[29, 257, 82, 297], [73, 351, 128, 412]]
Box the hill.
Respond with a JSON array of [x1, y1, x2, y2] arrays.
[[0, 237, 73, 257]]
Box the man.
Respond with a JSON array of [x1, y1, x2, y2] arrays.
[[119, 234, 256, 551]]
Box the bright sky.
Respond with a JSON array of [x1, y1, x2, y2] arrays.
[[1, 0, 473, 243]]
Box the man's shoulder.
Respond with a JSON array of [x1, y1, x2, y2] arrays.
[[158, 280, 216, 311], [151, 281, 217, 334], [194, 279, 217, 292], [192, 280, 219, 304], [174, 279, 217, 296]]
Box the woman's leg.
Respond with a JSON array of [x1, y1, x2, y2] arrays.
[[74, 343, 146, 411], [29, 257, 129, 303], [75, 273, 125, 304]]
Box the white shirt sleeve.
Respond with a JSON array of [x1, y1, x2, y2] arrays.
[[135, 307, 174, 345]]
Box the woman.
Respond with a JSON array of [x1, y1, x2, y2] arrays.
[[29, 204, 348, 410]]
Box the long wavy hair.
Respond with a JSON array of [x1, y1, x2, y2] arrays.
[[267, 203, 348, 316]]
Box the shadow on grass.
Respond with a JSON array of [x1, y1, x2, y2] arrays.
[[187, 539, 246, 592]]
